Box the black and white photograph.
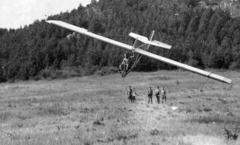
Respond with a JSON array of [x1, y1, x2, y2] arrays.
[[0, 0, 240, 144]]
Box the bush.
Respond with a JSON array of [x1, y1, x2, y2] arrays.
[[40, 67, 88, 80], [229, 62, 239, 70], [94, 66, 118, 76], [187, 58, 199, 67], [41, 68, 52, 79], [38, 66, 118, 80], [84, 65, 100, 76]]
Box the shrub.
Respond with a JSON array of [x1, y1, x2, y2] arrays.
[[40, 68, 52, 79], [229, 62, 239, 70], [94, 66, 118, 76]]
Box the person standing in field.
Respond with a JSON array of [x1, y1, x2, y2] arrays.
[[127, 86, 133, 103], [132, 88, 138, 103], [147, 86, 153, 104], [161, 87, 167, 104], [155, 86, 160, 104]]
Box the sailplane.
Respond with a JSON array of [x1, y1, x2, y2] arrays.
[[46, 20, 232, 84]]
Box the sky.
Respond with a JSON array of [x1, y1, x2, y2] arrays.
[[0, 0, 92, 29]]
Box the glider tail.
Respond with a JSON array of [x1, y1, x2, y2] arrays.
[[129, 31, 171, 49]]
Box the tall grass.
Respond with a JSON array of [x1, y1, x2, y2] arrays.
[[0, 70, 239, 145]]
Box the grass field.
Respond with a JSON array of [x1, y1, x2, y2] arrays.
[[0, 70, 240, 145]]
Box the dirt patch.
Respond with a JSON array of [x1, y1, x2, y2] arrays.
[[182, 135, 226, 145]]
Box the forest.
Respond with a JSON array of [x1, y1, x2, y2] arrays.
[[0, 0, 240, 82]]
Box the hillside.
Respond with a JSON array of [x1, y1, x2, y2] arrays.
[[0, 0, 240, 83]]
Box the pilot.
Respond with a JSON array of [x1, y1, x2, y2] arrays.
[[122, 54, 129, 71], [119, 53, 134, 71]]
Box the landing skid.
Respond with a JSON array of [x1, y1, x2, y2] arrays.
[[119, 63, 136, 78]]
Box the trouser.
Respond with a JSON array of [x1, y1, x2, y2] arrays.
[[129, 96, 132, 103], [119, 64, 128, 71], [162, 95, 166, 104], [119, 64, 123, 71], [156, 95, 160, 104], [148, 96, 152, 104], [132, 96, 135, 103], [125, 64, 128, 71]]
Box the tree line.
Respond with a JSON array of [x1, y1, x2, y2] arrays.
[[0, 0, 240, 82]]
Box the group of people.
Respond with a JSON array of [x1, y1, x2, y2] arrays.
[[127, 86, 167, 104], [127, 86, 138, 103], [147, 86, 166, 104]]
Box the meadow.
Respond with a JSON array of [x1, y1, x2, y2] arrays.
[[0, 70, 239, 145]]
